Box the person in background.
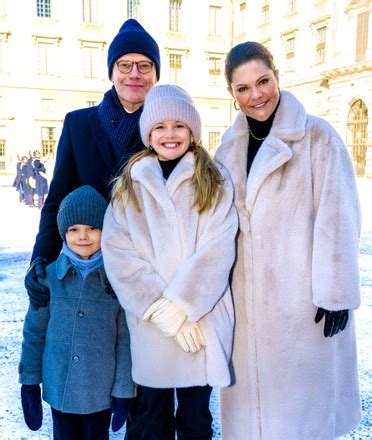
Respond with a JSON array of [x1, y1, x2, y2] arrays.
[[19, 185, 135, 440], [19, 155, 29, 203], [24, 151, 36, 207], [13, 154, 24, 202], [215, 41, 361, 440], [102, 84, 238, 440], [23, 19, 160, 439], [32, 150, 49, 209]]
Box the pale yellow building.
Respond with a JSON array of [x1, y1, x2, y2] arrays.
[[0, 0, 371, 176]]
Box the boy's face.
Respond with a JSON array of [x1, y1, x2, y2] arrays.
[[65, 225, 101, 260]]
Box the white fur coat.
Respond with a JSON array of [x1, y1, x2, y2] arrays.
[[101, 152, 238, 388], [215, 91, 361, 440]]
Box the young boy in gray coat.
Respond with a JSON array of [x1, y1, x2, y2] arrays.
[[19, 185, 135, 440]]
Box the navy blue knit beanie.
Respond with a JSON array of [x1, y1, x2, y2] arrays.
[[57, 186, 108, 240], [107, 19, 160, 80]]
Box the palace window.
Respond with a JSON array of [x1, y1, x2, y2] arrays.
[[37, 0, 51, 17], [208, 132, 220, 154], [169, 0, 182, 32], [127, 0, 141, 20], [315, 26, 326, 64], [262, 0, 269, 25], [82, 0, 97, 23], [37, 41, 54, 75], [41, 127, 56, 156], [82, 45, 99, 78], [356, 12, 369, 62], [169, 53, 183, 84], [209, 5, 222, 36], [285, 36, 295, 71], [208, 56, 222, 86]]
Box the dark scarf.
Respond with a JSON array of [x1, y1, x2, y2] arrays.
[[98, 86, 145, 171]]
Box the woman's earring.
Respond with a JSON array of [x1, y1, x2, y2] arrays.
[[234, 100, 240, 111]]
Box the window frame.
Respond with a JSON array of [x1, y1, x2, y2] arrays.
[[36, 0, 51, 18], [169, 0, 182, 32]]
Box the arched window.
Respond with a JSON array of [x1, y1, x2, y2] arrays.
[[347, 99, 368, 177]]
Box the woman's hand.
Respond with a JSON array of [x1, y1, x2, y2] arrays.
[[314, 307, 349, 337]]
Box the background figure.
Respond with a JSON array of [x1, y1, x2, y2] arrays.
[[23, 152, 35, 207], [32, 151, 49, 210], [19, 156, 29, 203], [216, 41, 361, 440], [23, 18, 160, 440], [13, 155, 24, 202]]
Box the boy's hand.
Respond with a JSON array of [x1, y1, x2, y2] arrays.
[[110, 397, 132, 432], [21, 384, 43, 431]]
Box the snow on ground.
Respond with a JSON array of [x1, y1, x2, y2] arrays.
[[0, 175, 371, 439]]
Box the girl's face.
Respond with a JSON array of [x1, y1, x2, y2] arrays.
[[228, 59, 280, 121], [65, 225, 101, 260], [150, 120, 192, 161]]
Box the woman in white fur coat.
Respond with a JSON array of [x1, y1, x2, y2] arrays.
[[215, 42, 361, 440], [101, 84, 238, 440]]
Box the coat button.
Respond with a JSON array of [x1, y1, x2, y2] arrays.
[[77, 311, 85, 318], [72, 355, 79, 363]]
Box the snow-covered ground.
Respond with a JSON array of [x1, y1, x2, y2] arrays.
[[0, 176, 371, 439]]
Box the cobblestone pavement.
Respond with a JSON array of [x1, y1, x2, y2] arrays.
[[0, 182, 370, 439]]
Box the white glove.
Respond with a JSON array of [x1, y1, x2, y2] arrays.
[[175, 320, 206, 353], [143, 297, 187, 337], [142, 297, 169, 321]]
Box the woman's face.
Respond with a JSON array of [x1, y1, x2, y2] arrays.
[[228, 59, 280, 121]]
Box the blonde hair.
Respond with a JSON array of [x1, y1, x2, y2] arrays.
[[111, 143, 223, 214]]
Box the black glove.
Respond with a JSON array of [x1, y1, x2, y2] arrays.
[[21, 384, 43, 431], [314, 307, 349, 337], [24, 257, 50, 310], [110, 397, 132, 432]]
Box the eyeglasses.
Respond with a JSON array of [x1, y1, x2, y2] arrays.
[[115, 60, 154, 74]]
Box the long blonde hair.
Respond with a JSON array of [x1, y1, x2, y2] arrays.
[[111, 143, 223, 213]]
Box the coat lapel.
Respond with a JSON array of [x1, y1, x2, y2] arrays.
[[216, 113, 249, 216], [245, 137, 292, 213], [217, 91, 307, 216], [131, 153, 195, 212]]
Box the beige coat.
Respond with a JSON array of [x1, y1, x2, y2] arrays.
[[101, 152, 238, 388], [215, 91, 361, 440]]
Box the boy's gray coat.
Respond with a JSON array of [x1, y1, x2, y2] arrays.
[[215, 90, 361, 440], [19, 253, 135, 414], [102, 152, 238, 388]]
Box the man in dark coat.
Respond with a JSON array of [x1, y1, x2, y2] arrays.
[[24, 19, 160, 439]]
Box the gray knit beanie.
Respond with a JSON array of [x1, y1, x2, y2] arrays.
[[57, 186, 108, 240], [139, 84, 202, 148]]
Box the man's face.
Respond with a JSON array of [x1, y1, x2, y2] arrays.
[[111, 53, 157, 112]]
